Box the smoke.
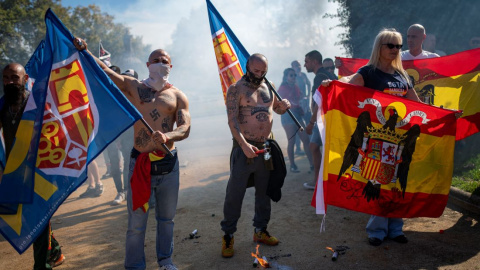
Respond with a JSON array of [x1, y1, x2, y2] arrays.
[[162, 0, 345, 117]]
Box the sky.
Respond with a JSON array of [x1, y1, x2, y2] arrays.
[[61, 0, 347, 116]]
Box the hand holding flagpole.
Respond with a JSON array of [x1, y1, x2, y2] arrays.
[[264, 79, 304, 131], [140, 118, 174, 157]]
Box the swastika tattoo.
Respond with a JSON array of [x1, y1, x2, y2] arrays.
[[150, 109, 161, 121]]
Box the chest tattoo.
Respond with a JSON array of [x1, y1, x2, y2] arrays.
[[251, 106, 269, 116], [259, 88, 272, 103], [137, 87, 155, 103], [238, 112, 247, 124], [256, 112, 268, 122], [242, 82, 257, 90], [150, 109, 161, 121]]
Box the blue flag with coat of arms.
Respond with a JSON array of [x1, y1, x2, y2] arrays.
[[206, 0, 250, 102], [0, 8, 142, 254]]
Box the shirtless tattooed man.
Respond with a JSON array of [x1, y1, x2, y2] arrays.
[[220, 53, 291, 258], [75, 38, 190, 270]]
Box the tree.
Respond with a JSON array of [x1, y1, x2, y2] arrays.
[[0, 1, 150, 73], [330, 0, 480, 58]]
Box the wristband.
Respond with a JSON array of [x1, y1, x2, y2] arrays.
[[309, 121, 315, 125]]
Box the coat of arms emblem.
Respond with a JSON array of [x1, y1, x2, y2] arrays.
[[338, 108, 421, 202]]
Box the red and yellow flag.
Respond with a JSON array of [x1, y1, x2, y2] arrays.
[[312, 81, 457, 218], [337, 48, 480, 140]]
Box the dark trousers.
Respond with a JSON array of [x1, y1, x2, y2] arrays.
[[221, 147, 271, 235]]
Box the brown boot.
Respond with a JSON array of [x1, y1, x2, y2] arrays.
[[221, 234, 234, 258]]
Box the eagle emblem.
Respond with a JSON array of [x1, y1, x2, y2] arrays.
[[337, 109, 421, 202]]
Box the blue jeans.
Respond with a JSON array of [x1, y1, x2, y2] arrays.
[[366, 215, 404, 240], [124, 151, 180, 270], [310, 123, 322, 146]]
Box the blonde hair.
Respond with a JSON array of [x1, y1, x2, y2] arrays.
[[367, 28, 410, 85]]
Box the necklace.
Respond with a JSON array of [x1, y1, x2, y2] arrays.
[[8, 106, 20, 125], [6, 93, 29, 125]]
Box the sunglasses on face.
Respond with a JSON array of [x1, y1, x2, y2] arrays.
[[289, 74, 297, 77], [383, 43, 403, 49], [325, 66, 335, 70]]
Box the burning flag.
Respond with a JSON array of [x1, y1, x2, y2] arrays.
[[251, 244, 270, 268]]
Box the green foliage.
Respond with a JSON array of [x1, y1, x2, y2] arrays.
[[452, 177, 480, 196], [331, 0, 480, 196], [0, 0, 150, 72], [452, 148, 480, 196], [330, 0, 480, 57]]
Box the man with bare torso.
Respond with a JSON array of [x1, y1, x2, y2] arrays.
[[220, 53, 291, 258], [74, 38, 190, 270]]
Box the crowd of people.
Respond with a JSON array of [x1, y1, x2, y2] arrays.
[[0, 20, 471, 269]]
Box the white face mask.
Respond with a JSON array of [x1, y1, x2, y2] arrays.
[[143, 62, 171, 91]]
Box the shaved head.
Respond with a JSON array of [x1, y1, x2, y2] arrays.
[[3, 63, 26, 78], [246, 53, 268, 79], [148, 49, 171, 64], [3, 62, 28, 87], [408, 24, 426, 35], [248, 53, 268, 66]]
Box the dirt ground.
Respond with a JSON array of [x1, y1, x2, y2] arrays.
[[1, 114, 480, 270]]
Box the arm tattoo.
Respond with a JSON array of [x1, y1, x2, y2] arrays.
[[162, 116, 171, 132], [273, 105, 283, 114], [137, 87, 155, 103], [135, 128, 151, 148], [226, 87, 241, 132], [177, 110, 184, 125], [150, 108, 161, 121]]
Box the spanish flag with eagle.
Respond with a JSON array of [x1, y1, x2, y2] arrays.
[[336, 48, 480, 141], [312, 81, 457, 218]]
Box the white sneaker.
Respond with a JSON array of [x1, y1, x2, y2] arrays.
[[303, 182, 315, 190], [159, 264, 178, 270], [112, 191, 126, 205]]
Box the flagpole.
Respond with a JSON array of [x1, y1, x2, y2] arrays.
[[264, 78, 304, 131], [140, 118, 174, 157]]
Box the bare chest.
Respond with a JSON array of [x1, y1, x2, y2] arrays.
[[239, 83, 273, 107], [135, 88, 177, 132]]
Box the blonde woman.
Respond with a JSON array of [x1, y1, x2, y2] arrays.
[[323, 28, 420, 246]]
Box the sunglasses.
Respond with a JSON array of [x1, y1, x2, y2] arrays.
[[289, 74, 297, 77], [383, 43, 403, 49], [325, 66, 335, 70]]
